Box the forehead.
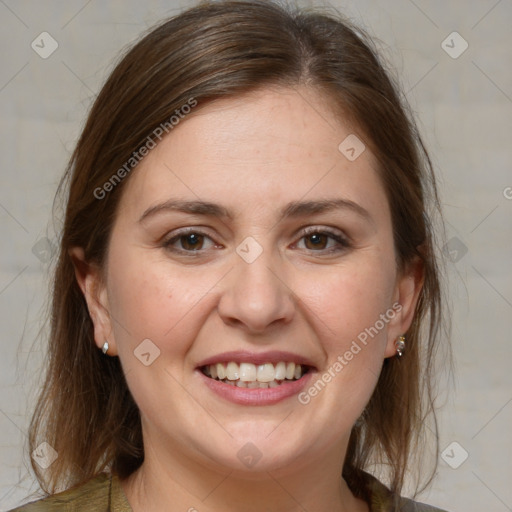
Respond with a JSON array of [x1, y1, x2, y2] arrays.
[[117, 86, 388, 221]]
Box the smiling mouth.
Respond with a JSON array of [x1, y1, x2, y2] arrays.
[[201, 361, 311, 388]]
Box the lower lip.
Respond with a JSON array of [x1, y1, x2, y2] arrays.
[[198, 370, 314, 405]]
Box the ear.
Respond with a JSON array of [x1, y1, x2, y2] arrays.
[[69, 247, 117, 355], [384, 256, 424, 358]]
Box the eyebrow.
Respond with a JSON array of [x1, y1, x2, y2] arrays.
[[139, 199, 233, 223], [138, 198, 372, 224]]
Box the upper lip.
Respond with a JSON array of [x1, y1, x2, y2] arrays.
[[196, 350, 317, 369]]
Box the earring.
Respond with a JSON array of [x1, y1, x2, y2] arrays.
[[395, 335, 405, 357], [102, 341, 109, 355]]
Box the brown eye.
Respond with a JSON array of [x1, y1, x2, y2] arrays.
[[179, 233, 204, 251], [163, 230, 217, 254], [304, 233, 329, 250], [295, 228, 350, 254]]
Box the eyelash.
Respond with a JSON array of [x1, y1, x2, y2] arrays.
[[161, 226, 351, 256], [297, 227, 351, 253]]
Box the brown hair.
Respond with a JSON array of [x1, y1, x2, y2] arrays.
[[29, 0, 448, 503]]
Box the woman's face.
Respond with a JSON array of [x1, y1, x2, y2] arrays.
[[80, 86, 421, 477]]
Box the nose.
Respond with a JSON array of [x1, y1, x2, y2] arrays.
[[217, 245, 295, 334]]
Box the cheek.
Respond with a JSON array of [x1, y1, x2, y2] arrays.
[[291, 260, 397, 438], [104, 252, 218, 414], [298, 258, 396, 350], [106, 249, 210, 352]]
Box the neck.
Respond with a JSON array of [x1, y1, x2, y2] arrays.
[[121, 438, 368, 512]]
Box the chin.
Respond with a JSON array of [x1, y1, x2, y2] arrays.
[[190, 428, 312, 477]]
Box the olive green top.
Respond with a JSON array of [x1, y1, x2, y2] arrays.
[[10, 473, 131, 512], [10, 472, 448, 511]]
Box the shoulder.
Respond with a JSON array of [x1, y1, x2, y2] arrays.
[[362, 471, 449, 512], [9, 473, 112, 511], [399, 497, 449, 511]]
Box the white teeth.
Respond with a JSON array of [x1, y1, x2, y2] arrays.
[[226, 361, 239, 380], [275, 361, 286, 380], [216, 363, 226, 380], [257, 363, 275, 382], [240, 362, 257, 382], [203, 361, 308, 386]]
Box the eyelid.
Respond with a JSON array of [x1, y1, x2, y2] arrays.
[[162, 226, 215, 241], [298, 225, 349, 240], [293, 226, 351, 253], [161, 227, 219, 254]]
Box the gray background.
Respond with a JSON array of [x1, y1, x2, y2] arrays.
[[1, 0, 511, 510]]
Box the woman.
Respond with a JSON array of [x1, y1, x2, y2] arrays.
[[12, 1, 449, 510]]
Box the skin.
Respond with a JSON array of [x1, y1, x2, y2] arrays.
[[71, 86, 423, 512]]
